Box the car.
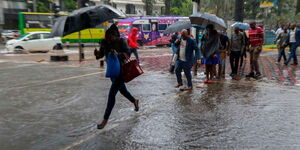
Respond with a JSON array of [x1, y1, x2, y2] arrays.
[[5, 32, 62, 53], [1, 30, 19, 40]]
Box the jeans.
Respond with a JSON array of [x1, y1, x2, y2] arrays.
[[285, 43, 298, 64], [278, 46, 287, 62], [175, 60, 193, 87], [104, 77, 135, 120], [230, 51, 241, 75], [131, 48, 140, 63]]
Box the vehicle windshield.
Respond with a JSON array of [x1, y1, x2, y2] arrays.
[[17, 33, 30, 40]]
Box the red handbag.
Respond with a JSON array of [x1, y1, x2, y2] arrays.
[[121, 58, 144, 83]]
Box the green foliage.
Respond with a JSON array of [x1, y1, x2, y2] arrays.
[[170, 0, 193, 16], [64, 0, 77, 12], [37, 1, 50, 12]]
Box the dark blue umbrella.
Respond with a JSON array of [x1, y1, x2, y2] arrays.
[[190, 12, 227, 30]]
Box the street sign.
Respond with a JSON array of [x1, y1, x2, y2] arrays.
[[260, 0, 277, 8]]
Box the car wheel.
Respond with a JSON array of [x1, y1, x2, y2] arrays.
[[14, 46, 24, 51]]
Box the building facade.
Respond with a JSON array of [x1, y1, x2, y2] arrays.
[[0, 0, 27, 30], [91, 0, 165, 16]]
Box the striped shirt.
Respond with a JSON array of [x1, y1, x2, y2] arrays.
[[249, 27, 264, 47]]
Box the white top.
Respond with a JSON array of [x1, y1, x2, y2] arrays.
[[290, 29, 296, 43], [179, 39, 187, 61], [275, 28, 283, 37]]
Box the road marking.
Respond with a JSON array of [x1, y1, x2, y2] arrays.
[[6, 71, 104, 91], [61, 90, 188, 150]]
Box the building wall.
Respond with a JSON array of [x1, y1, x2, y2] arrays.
[[90, 0, 164, 16], [0, 0, 27, 29]]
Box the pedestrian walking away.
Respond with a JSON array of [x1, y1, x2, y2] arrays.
[[285, 24, 300, 66], [169, 32, 180, 73], [230, 27, 245, 79], [276, 26, 289, 63], [218, 32, 230, 79], [246, 22, 264, 79], [95, 24, 139, 129], [174, 29, 201, 90], [128, 27, 140, 63], [201, 24, 221, 84]]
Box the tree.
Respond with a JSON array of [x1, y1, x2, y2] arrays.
[[64, 0, 77, 12], [296, 0, 300, 14], [143, 0, 155, 15], [234, 0, 244, 21], [170, 0, 193, 16], [165, 0, 171, 15]]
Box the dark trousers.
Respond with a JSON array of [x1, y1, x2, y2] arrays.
[[130, 48, 140, 63], [230, 51, 241, 75], [104, 77, 135, 120], [285, 43, 298, 64], [278, 46, 287, 62], [175, 60, 193, 87]]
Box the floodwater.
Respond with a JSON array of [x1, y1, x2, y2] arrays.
[[1, 61, 300, 150]]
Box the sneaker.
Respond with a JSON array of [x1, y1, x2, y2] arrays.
[[175, 84, 183, 88], [246, 72, 255, 78]]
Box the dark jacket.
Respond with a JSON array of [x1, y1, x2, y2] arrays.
[[175, 37, 200, 66], [286, 28, 300, 46], [99, 38, 131, 64]]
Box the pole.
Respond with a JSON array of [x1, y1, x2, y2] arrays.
[[33, 0, 37, 12], [77, 0, 83, 62]]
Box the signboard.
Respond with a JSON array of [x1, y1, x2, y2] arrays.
[[260, 0, 277, 8]]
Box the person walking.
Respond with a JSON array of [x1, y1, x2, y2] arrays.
[[246, 22, 264, 78], [218, 32, 230, 79], [230, 27, 245, 79], [285, 24, 300, 66], [169, 32, 180, 73], [128, 27, 140, 63], [174, 29, 201, 90], [96, 24, 139, 129], [240, 29, 249, 67], [201, 24, 221, 84], [276, 27, 289, 63]]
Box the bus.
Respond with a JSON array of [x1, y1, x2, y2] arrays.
[[18, 12, 105, 43], [117, 16, 189, 46]]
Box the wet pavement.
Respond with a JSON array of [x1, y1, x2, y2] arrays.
[[1, 47, 300, 150]]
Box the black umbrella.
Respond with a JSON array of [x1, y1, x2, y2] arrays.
[[51, 5, 126, 37], [190, 12, 227, 30], [164, 20, 191, 34]]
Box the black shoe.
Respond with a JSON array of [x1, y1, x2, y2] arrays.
[[134, 99, 139, 112], [291, 63, 298, 66], [246, 72, 254, 78], [97, 120, 108, 129], [254, 72, 261, 78], [284, 62, 288, 66]]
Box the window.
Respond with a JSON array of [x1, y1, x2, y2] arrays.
[[126, 4, 135, 14], [158, 24, 167, 31], [132, 24, 141, 31], [142, 24, 151, 31], [28, 34, 41, 40], [42, 33, 52, 39]]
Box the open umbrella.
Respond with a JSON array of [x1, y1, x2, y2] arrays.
[[164, 20, 205, 34], [164, 20, 191, 34], [189, 12, 227, 30], [51, 5, 126, 37], [231, 22, 250, 30]]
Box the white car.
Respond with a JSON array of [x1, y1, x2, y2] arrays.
[[5, 32, 61, 52]]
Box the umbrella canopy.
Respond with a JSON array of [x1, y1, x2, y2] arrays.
[[164, 20, 205, 34], [51, 5, 126, 37], [231, 22, 250, 30], [189, 12, 227, 30], [164, 20, 191, 34]]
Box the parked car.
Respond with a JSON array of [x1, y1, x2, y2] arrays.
[[1, 30, 19, 40], [5, 32, 62, 52]]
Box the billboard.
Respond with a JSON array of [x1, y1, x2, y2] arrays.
[[260, 0, 277, 8]]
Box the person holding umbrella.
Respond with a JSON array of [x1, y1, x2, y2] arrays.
[[96, 24, 139, 129], [230, 27, 245, 79], [201, 24, 221, 84]]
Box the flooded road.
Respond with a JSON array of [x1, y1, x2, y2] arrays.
[[1, 50, 300, 150]]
